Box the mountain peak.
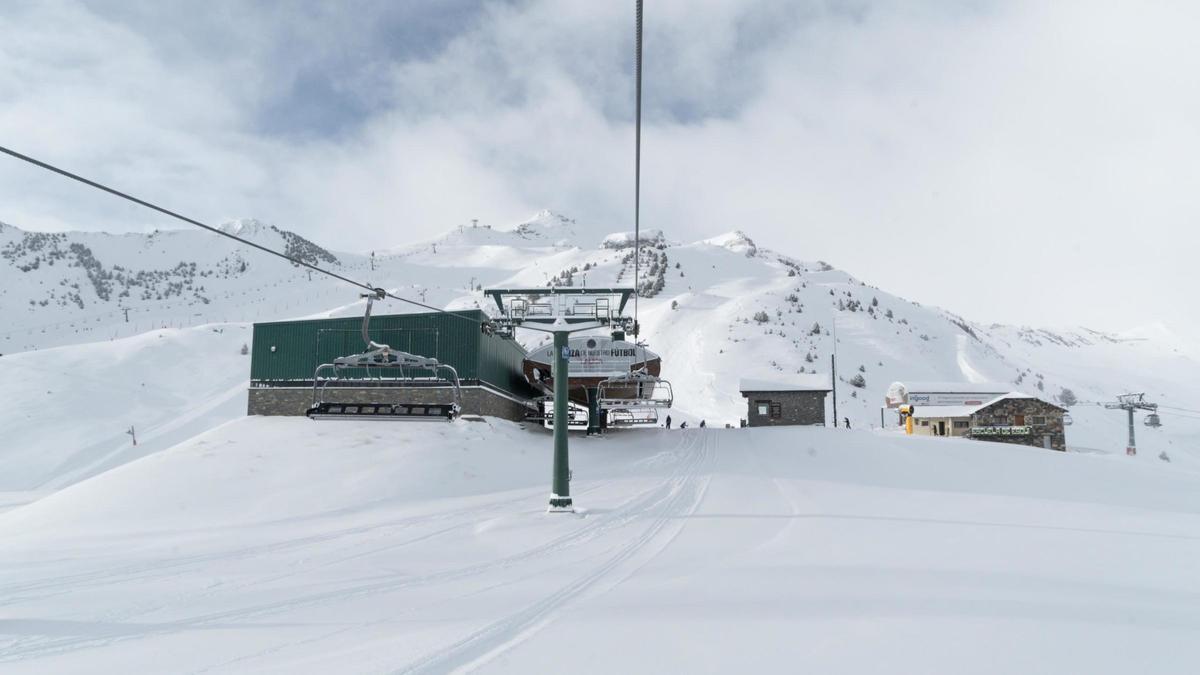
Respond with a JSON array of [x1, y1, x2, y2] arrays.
[[217, 219, 275, 238], [702, 230, 758, 257]]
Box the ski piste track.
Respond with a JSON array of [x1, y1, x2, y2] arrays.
[[0, 429, 717, 671], [398, 430, 715, 674]]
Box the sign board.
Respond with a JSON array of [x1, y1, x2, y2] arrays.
[[971, 425, 1032, 436], [907, 392, 1003, 407], [530, 335, 658, 376]]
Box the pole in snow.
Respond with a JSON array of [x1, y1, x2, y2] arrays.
[[1104, 393, 1156, 457], [549, 330, 573, 512], [831, 353, 838, 428], [127, 425, 137, 446], [1127, 408, 1136, 456]]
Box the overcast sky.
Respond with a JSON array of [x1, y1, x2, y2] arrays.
[[1, 0, 1197, 335]]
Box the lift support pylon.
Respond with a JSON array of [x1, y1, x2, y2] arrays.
[[484, 287, 636, 513]]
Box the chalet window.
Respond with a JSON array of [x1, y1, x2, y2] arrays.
[[1030, 416, 1046, 425], [953, 420, 969, 429], [769, 402, 782, 419], [992, 416, 1008, 425], [920, 420, 930, 426], [756, 401, 769, 416]]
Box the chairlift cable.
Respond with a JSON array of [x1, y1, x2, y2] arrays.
[[1156, 404, 1200, 415], [0, 144, 483, 326], [633, 0, 643, 338]]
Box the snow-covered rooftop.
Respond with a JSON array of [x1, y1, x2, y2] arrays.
[[909, 404, 983, 419], [898, 381, 1012, 394], [910, 392, 1049, 418], [739, 375, 832, 393]]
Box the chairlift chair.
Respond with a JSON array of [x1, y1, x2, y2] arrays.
[[596, 366, 673, 428], [524, 396, 589, 430], [607, 407, 662, 428], [596, 370, 673, 409], [1062, 413, 1073, 426], [306, 291, 462, 421], [1144, 413, 1162, 428]]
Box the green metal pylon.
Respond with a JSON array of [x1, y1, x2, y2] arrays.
[[586, 386, 601, 436], [548, 330, 573, 511]]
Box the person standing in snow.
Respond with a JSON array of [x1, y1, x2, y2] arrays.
[[699, 420, 706, 428], [843, 417, 850, 429], [665, 415, 672, 429]]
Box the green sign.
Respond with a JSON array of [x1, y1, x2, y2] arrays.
[[972, 425, 1032, 436]]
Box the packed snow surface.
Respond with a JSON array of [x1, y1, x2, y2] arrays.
[[2, 419, 1199, 673]]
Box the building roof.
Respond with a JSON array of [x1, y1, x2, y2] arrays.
[[909, 392, 1061, 418], [898, 381, 1012, 394], [908, 404, 983, 419], [739, 375, 832, 393]]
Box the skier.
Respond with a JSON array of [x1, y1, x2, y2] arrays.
[[843, 417, 850, 429], [699, 419, 706, 428], [665, 415, 672, 429], [680, 421, 688, 429]]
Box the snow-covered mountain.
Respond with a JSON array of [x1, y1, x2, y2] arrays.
[[3, 208, 1200, 487], [0, 218, 354, 352]]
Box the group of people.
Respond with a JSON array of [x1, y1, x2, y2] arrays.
[[667, 413, 700, 427]]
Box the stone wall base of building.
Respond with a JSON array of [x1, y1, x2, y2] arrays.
[[248, 385, 531, 421]]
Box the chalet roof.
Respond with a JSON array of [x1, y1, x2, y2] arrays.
[[909, 392, 1064, 418], [739, 375, 832, 393], [899, 381, 1011, 394]]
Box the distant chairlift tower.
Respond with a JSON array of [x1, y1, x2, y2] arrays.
[[1104, 393, 1158, 456], [484, 287, 636, 513]]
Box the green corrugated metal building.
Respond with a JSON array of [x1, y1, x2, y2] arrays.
[[247, 309, 535, 419]]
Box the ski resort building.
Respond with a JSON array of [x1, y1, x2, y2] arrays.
[[739, 376, 832, 427], [909, 392, 1068, 451], [246, 310, 536, 419]]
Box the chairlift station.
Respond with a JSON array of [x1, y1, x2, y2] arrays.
[[247, 306, 535, 420]]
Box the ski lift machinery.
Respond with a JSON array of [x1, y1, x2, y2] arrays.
[[483, 287, 642, 512], [306, 290, 462, 421]]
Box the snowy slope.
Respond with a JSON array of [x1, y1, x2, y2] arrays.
[[0, 323, 252, 496], [1, 420, 1198, 673]]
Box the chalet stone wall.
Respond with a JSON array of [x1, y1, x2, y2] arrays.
[[969, 398, 1067, 451], [248, 385, 530, 421], [742, 390, 829, 427]]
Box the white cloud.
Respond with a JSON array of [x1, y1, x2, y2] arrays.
[[0, 1, 1197, 333]]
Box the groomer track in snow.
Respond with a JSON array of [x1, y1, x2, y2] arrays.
[[2, 418, 1199, 673]]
